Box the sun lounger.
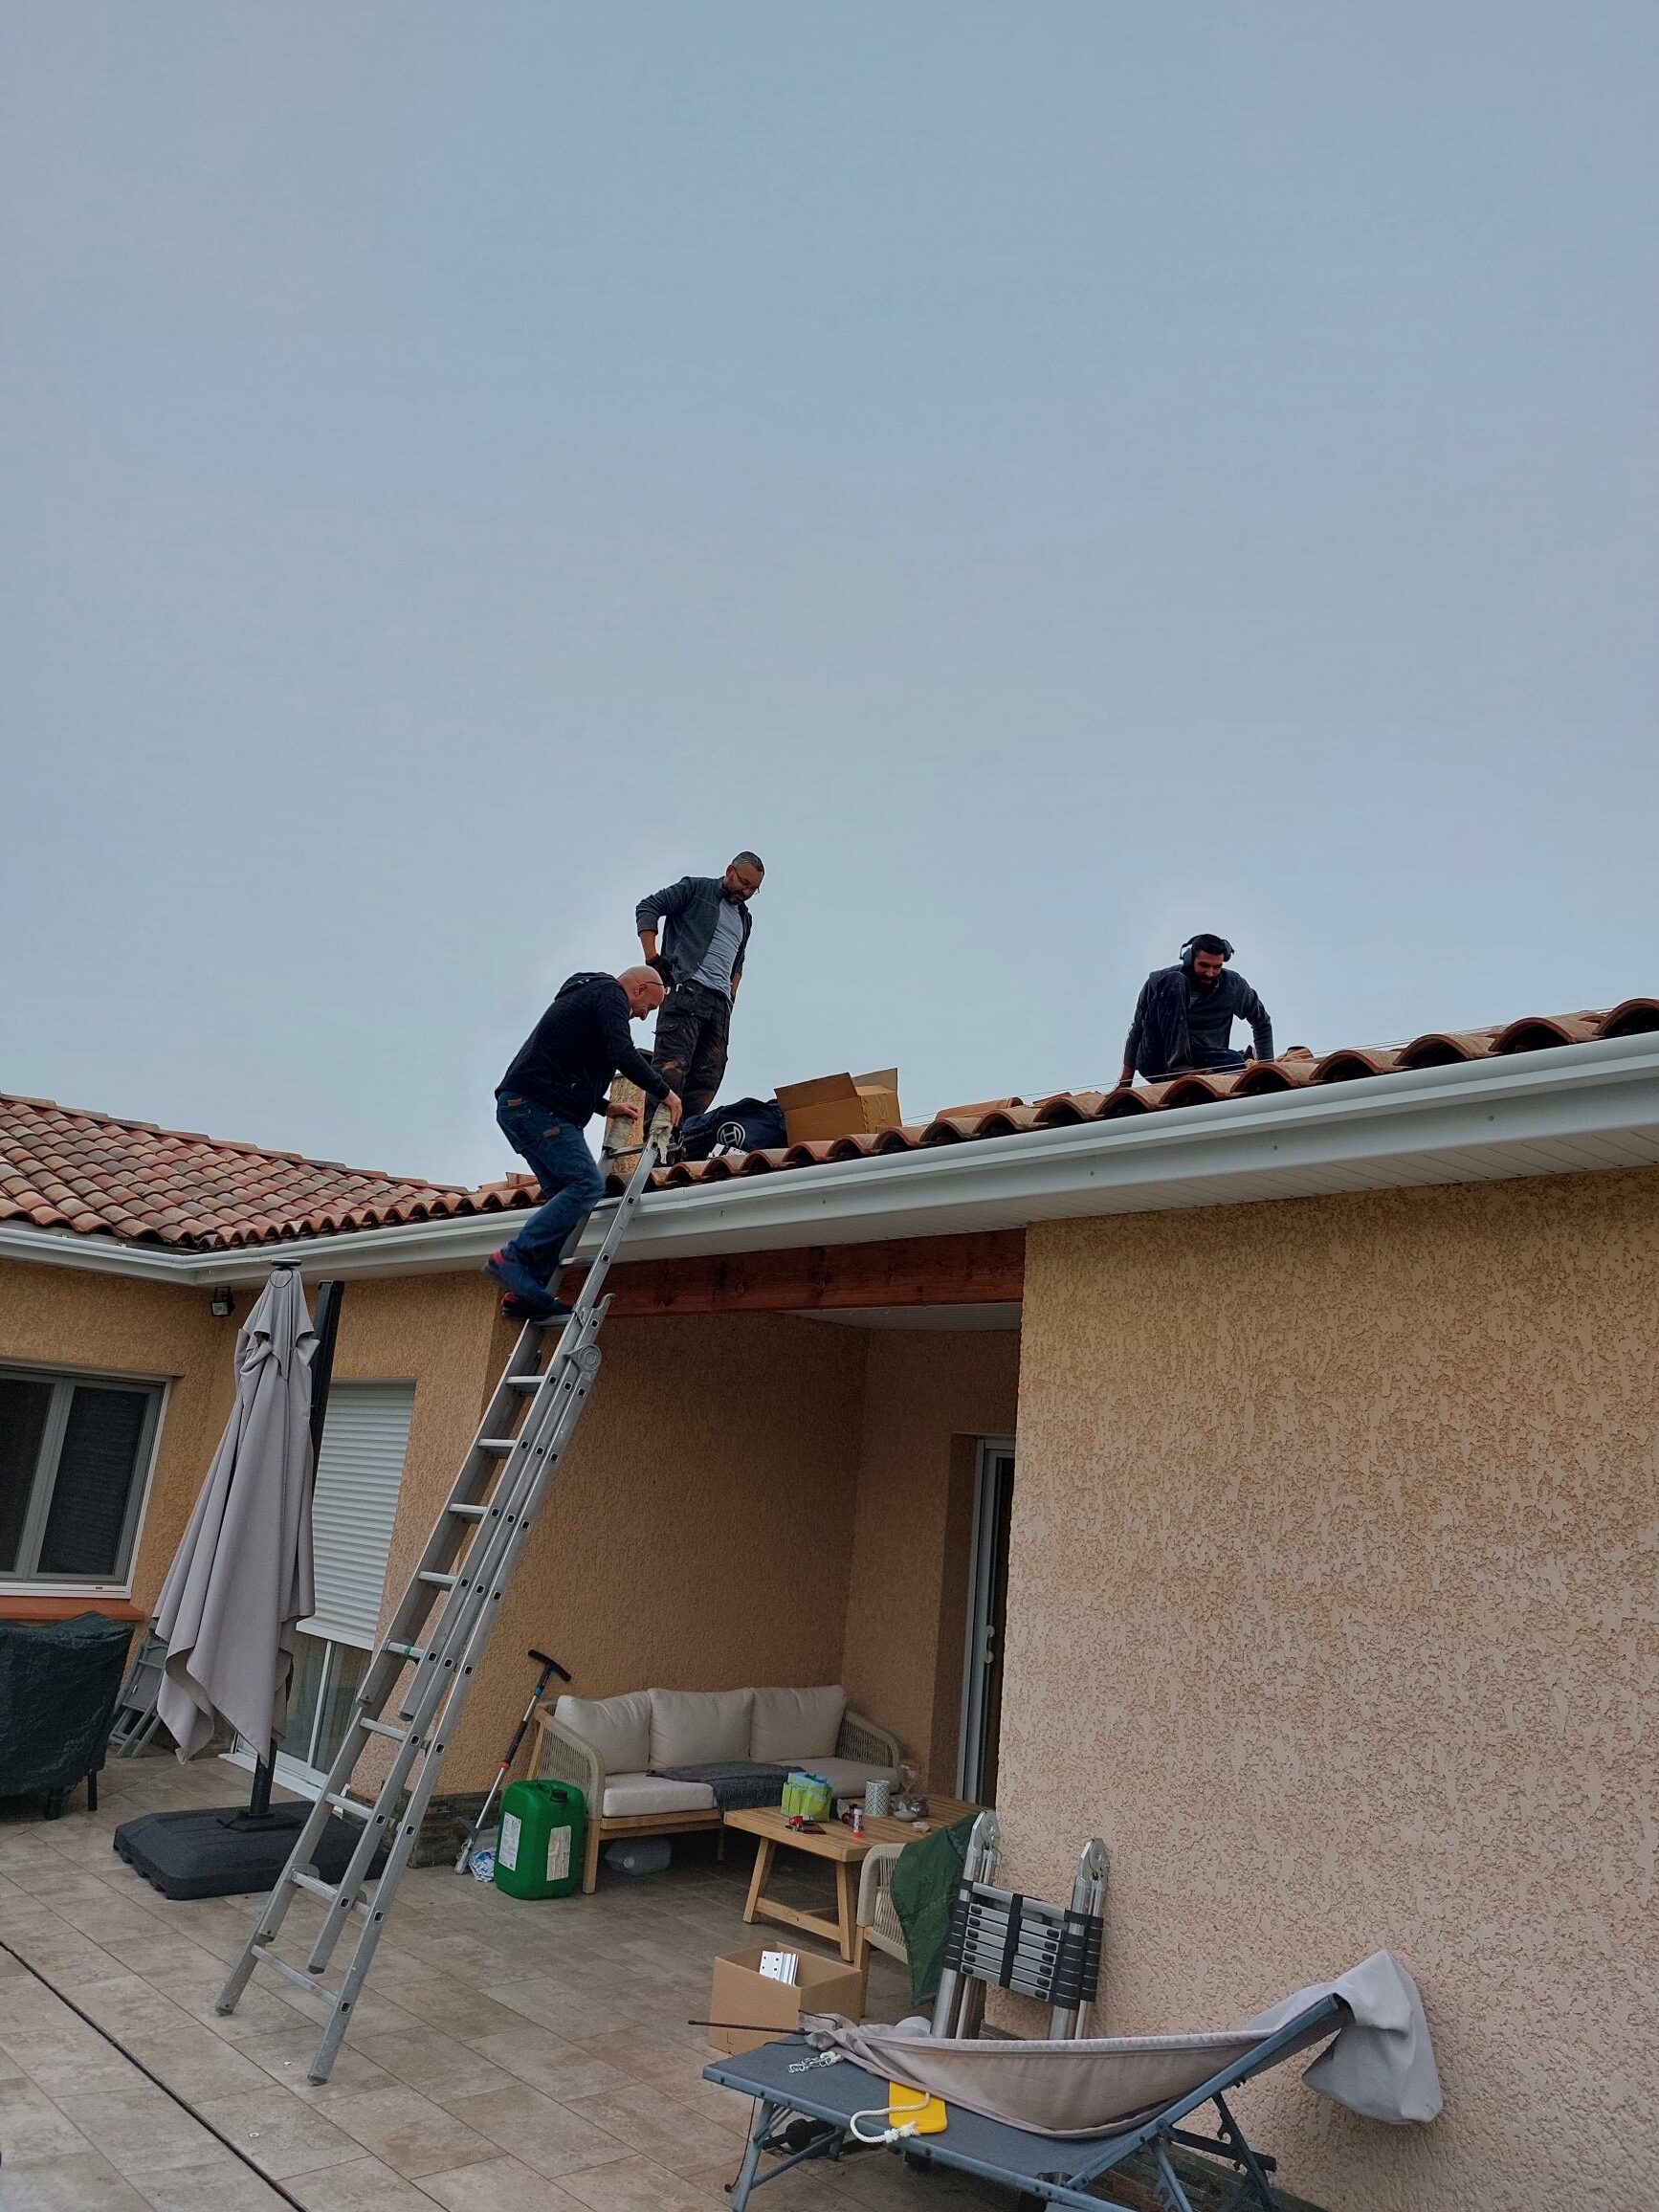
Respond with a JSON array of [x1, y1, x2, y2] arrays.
[[704, 1995, 1346, 2212]]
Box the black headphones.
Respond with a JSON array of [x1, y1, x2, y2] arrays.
[[1180, 935, 1235, 973]]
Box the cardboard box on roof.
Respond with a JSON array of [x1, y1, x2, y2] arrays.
[[708, 1944, 866, 2055], [776, 1069, 902, 1144]]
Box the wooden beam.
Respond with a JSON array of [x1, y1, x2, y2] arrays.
[[561, 1228, 1024, 1318]]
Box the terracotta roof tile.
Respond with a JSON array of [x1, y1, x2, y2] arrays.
[[1311, 1047, 1402, 1082], [1492, 1010, 1604, 1053], [1395, 1027, 1497, 1070], [1598, 997, 1659, 1039], [0, 1091, 536, 1253], [826, 1133, 883, 1162], [597, 1001, 1651, 1191], [9, 999, 1655, 1250]]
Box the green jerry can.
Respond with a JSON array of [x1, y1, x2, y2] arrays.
[[493, 1778, 586, 1900]]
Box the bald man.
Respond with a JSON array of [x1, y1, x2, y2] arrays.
[[485, 967, 683, 1320]]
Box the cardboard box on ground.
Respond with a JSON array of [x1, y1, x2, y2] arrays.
[[709, 1944, 866, 2056], [776, 1070, 902, 1144]]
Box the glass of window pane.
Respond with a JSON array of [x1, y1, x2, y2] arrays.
[[37, 1386, 149, 1578], [0, 1379, 54, 1573], [280, 1633, 330, 1771], [315, 1642, 370, 1773]]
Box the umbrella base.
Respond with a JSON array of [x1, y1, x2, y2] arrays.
[[112, 1802, 387, 1901]]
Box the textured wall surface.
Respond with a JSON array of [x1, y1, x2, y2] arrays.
[[0, 1259, 237, 1614], [416, 1306, 874, 1787], [4, 1257, 1022, 1806], [841, 1329, 1021, 1787], [1004, 1169, 1659, 2212]]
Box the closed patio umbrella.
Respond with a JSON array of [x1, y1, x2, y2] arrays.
[[153, 1263, 318, 1761], [116, 1269, 362, 1898]]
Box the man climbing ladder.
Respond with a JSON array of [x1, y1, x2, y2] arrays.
[[486, 965, 683, 1321], [214, 1110, 674, 2084]]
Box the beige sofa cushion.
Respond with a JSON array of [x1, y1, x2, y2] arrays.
[[554, 1691, 651, 1778], [600, 1773, 719, 1819], [648, 1686, 754, 1771], [750, 1685, 847, 1764]]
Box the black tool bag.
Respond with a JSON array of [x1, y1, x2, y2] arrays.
[[676, 1096, 788, 1161]]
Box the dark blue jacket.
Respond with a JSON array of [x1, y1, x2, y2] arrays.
[[1123, 965, 1274, 1081], [498, 973, 670, 1126], [635, 875, 753, 990]]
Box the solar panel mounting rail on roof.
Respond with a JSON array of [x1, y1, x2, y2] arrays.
[[213, 1116, 671, 2083]]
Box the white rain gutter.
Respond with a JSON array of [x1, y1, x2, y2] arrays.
[[3, 1029, 1657, 1289]]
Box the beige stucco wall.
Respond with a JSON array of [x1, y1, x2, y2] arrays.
[[400, 1306, 874, 1789], [841, 1330, 1022, 1787], [0, 1258, 237, 1614], [1005, 1168, 1659, 2212], [3, 1254, 1022, 1810]]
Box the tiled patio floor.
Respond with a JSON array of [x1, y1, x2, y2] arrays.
[[0, 1755, 1015, 2211]]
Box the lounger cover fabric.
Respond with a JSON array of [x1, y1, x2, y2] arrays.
[[803, 1946, 1441, 2138], [1242, 1949, 1441, 2124], [800, 2015, 1263, 2137]]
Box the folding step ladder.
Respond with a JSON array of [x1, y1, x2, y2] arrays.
[[215, 1119, 668, 2082]]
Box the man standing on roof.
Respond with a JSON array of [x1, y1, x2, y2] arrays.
[[1118, 935, 1275, 1087], [635, 852, 763, 1119], [485, 968, 683, 1322]]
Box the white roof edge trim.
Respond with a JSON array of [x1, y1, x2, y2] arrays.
[[2, 1029, 1656, 1288]]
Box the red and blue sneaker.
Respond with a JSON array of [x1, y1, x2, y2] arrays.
[[483, 1250, 570, 1322]]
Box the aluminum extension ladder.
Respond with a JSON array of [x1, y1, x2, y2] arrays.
[[215, 1118, 668, 2082]]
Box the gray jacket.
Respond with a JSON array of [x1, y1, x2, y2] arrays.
[[635, 875, 753, 991]]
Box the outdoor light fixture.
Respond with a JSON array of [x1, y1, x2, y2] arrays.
[[210, 1286, 234, 1318]]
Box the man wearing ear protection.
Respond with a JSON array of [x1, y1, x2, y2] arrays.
[[1118, 933, 1274, 1086]]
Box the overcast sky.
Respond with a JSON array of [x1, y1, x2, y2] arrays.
[[3, 5, 1654, 1188]]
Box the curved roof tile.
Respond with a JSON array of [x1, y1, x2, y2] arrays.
[[1312, 1047, 1403, 1084], [1493, 1011, 1604, 1054], [1031, 1094, 1096, 1128], [0, 1089, 522, 1253], [1394, 1029, 1496, 1071], [7, 995, 1651, 1249], [1598, 997, 1659, 1039]]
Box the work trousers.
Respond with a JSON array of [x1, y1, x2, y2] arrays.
[[495, 1093, 606, 1287], [652, 981, 733, 1117]]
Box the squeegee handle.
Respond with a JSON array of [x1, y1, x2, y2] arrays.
[[498, 1651, 566, 1769], [453, 1651, 573, 1870], [496, 1652, 567, 1777]]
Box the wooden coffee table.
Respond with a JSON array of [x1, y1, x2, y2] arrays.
[[724, 1799, 984, 1963]]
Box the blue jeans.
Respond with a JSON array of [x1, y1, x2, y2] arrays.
[[496, 1094, 606, 1287]]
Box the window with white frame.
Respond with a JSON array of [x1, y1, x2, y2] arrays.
[[0, 1364, 164, 1587], [233, 1379, 415, 1788]]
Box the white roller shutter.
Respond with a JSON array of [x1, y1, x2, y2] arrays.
[[300, 1382, 414, 1648]]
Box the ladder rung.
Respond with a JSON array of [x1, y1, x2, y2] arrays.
[[253, 1943, 337, 1999], [214, 1135, 657, 2089], [291, 1870, 370, 1918]]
